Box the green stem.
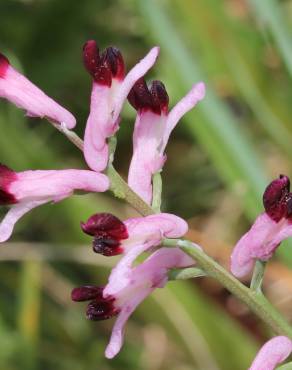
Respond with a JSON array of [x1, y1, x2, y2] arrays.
[[168, 267, 206, 280], [164, 238, 292, 338], [152, 172, 162, 212], [106, 165, 154, 216], [250, 260, 266, 292]]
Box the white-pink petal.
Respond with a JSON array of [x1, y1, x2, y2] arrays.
[[104, 247, 194, 359], [0, 169, 109, 242], [0, 199, 48, 242], [249, 336, 292, 370], [0, 66, 76, 128], [163, 82, 205, 151], [112, 46, 160, 122], [230, 213, 292, 278]]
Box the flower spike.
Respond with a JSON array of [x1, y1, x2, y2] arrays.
[[83, 40, 159, 172], [249, 336, 292, 370], [231, 174, 292, 278], [72, 247, 195, 358], [0, 165, 109, 242], [0, 53, 76, 129], [128, 79, 205, 204], [81, 212, 188, 257]]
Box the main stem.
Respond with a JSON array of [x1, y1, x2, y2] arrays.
[[164, 239, 292, 338], [57, 127, 292, 338]]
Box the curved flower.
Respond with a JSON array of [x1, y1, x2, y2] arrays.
[[127, 78, 205, 204], [80, 212, 188, 256], [249, 336, 292, 370], [0, 164, 109, 242], [72, 247, 194, 359], [231, 175, 292, 278], [0, 53, 76, 128], [82, 40, 159, 172]]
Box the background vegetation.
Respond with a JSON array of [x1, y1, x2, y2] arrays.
[[1, 0, 292, 369]]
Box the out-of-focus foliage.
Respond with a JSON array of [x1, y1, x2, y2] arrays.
[[1, 0, 292, 369]]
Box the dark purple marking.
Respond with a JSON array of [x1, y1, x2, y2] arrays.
[[82, 40, 125, 86], [263, 174, 292, 222], [0, 164, 17, 205], [0, 53, 9, 79], [71, 285, 104, 302], [71, 285, 119, 321], [128, 78, 169, 114], [81, 213, 128, 256]]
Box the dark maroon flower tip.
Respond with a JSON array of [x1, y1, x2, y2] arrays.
[[83, 40, 100, 75], [0, 53, 9, 78], [86, 297, 119, 321], [150, 80, 169, 114], [71, 285, 104, 302], [103, 47, 125, 80], [0, 164, 17, 205], [81, 213, 128, 256], [83, 41, 125, 86], [128, 78, 169, 114], [263, 174, 292, 222]]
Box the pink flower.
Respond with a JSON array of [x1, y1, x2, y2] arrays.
[[249, 336, 292, 370], [231, 175, 292, 278], [80, 212, 188, 256], [72, 247, 194, 359], [0, 53, 76, 128], [127, 78, 205, 204], [82, 41, 160, 172], [0, 164, 109, 242]]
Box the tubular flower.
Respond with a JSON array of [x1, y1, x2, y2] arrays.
[[0, 53, 75, 128], [80, 212, 188, 256], [72, 247, 194, 359], [127, 78, 205, 204], [0, 164, 109, 242], [249, 336, 292, 370], [231, 175, 292, 278], [82, 40, 159, 172]]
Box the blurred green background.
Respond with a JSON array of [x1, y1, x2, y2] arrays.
[[1, 0, 292, 369]]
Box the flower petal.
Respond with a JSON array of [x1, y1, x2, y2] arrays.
[[0, 57, 76, 129], [83, 83, 111, 172], [0, 199, 48, 242], [249, 336, 292, 370], [230, 213, 292, 278], [163, 82, 205, 152], [112, 46, 160, 122], [128, 111, 166, 203], [105, 288, 151, 359], [11, 169, 109, 200]]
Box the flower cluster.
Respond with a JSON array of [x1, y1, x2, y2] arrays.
[[0, 42, 204, 358]]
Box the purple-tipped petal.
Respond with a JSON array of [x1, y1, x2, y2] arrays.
[[128, 82, 204, 203], [0, 55, 76, 129], [230, 213, 292, 278], [249, 336, 292, 370], [0, 168, 109, 242], [104, 247, 194, 358]]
